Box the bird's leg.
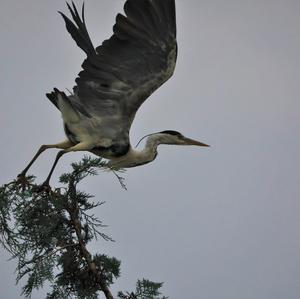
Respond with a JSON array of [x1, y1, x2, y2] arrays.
[[38, 150, 66, 192], [17, 140, 73, 189], [18, 140, 73, 177], [41, 142, 93, 188]]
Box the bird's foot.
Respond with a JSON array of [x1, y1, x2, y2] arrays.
[[16, 173, 31, 190], [33, 181, 52, 194]]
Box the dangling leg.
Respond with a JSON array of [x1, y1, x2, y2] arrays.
[[18, 140, 74, 177], [41, 142, 94, 187]]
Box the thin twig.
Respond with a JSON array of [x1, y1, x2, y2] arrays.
[[112, 171, 127, 190]]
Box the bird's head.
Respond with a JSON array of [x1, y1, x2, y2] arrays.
[[157, 130, 210, 147], [109, 130, 209, 170], [136, 130, 209, 148]]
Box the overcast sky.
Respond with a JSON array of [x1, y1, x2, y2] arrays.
[[1, 0, 300, 298]]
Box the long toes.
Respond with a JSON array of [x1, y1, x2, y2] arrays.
[[17, 173, 25, 180], [33, 182, 52, 193], [16, 173, 30, 190]]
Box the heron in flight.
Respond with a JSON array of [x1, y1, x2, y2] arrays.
[[18, 0, 209, 187]]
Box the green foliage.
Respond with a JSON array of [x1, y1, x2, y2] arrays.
[[118, 279, 168, 299], [0, 156, 168, 299], [93, 254, 121, 285]]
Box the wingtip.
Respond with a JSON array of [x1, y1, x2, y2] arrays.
[[72, 1, 76, 11], [66, 1, 72, 13], [71, 1, 80, 18], [58, 10, 68, 21], [81, 2, 86, 21]]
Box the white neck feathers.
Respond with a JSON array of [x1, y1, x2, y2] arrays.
[[108, 135, 161, 169]]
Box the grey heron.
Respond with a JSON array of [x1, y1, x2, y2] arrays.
[[18, 0, 209, 187]]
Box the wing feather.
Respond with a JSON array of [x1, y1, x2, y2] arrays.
[[59, 0, 177, 144]]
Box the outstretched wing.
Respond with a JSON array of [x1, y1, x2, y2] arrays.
[[60, 0, 177, 131]]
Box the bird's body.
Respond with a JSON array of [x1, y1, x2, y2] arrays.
[[18, 0, 209, 185]]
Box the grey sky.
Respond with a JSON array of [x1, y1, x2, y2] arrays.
[[1, 0, 300, 298]]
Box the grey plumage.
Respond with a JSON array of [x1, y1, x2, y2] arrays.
[[47, 0, 177, 154], [19, 0, 208, 186], [58, 2, 95, 55]]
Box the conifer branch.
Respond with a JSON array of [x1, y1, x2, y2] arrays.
[[65, 175, 114, 299], [0, 156, 167, 298]]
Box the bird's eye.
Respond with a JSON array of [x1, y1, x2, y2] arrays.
[[160, 130, 182, 137]]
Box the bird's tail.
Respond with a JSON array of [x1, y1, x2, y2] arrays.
[[46, 88, 91, 119], [46, 88, 82, 124], [46, 88, 61, 109], [59, 2, 95, 56]]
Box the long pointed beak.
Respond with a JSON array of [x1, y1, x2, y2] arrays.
[[183, 137, 210, 147]]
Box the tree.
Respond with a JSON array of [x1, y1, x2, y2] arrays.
[[0, 156, 167, 299]]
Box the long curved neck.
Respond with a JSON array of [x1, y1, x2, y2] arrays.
[[108, 135, 161, 169], [143, 134, 161, 154]]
